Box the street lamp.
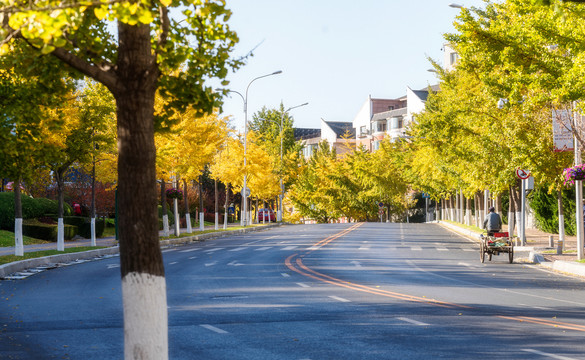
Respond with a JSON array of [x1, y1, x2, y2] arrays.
[[218, 70, 283, 226], [277, 102, 308, 221]]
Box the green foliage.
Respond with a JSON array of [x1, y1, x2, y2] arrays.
[[77, 218, 105, 238], [0, 229, 50, 247], [0, 193, 74, 230], [0, 247, 105, 265], [22, 219, 77, 241], [529, 186, 576, 235]]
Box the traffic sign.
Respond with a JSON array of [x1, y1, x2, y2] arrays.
[[515, 168, 530, 180], [241, 187, 250, 197]]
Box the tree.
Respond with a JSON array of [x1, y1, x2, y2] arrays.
[[1, 1, 241, 357]]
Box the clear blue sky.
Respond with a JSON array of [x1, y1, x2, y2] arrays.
[[214, 0, 486, 131]]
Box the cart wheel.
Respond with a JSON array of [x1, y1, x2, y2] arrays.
[[480, 242, 485, 263], [508, 247, 514, 264]]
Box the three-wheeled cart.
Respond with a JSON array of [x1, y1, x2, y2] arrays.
[[480, 232, 514, 264]]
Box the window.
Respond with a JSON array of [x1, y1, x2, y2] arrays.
[[450, 52, 459, 65], [373, 140, 380, 151], [376, 121, 387, 133], [390, 117, 403, 129], [388, 105, 394, 111], [360, 125, 368, 137]]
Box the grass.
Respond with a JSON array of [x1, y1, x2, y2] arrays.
[[0, 230, 51, 247], [0, 247, 105, 265], [442, 220, 484, 233], [159, 223, 267, 240]]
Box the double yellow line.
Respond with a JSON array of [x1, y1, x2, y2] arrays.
[[285, 223, 585, 333]]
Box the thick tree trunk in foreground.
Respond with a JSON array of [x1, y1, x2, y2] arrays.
[[115, 23, 167, 360]]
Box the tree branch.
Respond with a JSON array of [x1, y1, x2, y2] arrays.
[[51, 47, 119, 93], [156, 6, 169, 53]]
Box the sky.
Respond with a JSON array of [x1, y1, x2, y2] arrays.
[[212, 0, 487, 132]]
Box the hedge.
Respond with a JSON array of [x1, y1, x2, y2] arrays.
[[22, 219, 77, 242], [0, 193, 73, 230]]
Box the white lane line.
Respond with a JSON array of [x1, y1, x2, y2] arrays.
[[296, 282, 310, 288], [358, 246, 370, 250], [107, 264, 120, 269], [169, 262, 178, 265], [521, 349, 578, 360], [200, 324, 229, 334], [161, 249, 177, 253], [205, 261, 217, 267], [203, 247, 224, 253], [436, 247, 449, 251], [307, 246, 321, 250], [282, 246, 298, 250], [229, 247, 247, 252], [281, 273, 290, 277], [227, 261, 244, 266], [329, 295, 351, 303], [458, 262, 473, 268], [179, 248, 200, 253], [350, 261, 362, 268], [188, 256, 197, 260], [388, 247, 397, 252], [255, 246, 272, 251], [462, 248, 476, 252], [396, 317, 429, 326], [411, 246, 422, 251]]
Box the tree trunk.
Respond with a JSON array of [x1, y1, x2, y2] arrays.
[[199, 176, 204, 231], [224, 184, 230, 229], [115, 22, 167, 360], [56, 168, 65, 251], [474, 191, 481, 228], [214, 178, 218, 230], [558, 189, 565, 251], [183, 179, 192, 233], [510, 181, 521, 238], [91, 155, 97, 246], [161, 180, 169, 237], [465, 196, 472, 226], [14, 177, 23, 256]]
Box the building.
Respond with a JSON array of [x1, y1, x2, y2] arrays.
[[296, 119, 356, 159], [352, 85, 438, 151]]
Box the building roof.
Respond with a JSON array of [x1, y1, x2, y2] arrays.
[[294, 128, 321, 140], [324, 121, 355, 138], [371, 107, 408, 121]]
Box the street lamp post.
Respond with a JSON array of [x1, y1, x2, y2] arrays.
[[277, 102, 308, 222], [219, 70, 282, 226]]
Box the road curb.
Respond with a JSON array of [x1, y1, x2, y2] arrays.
[[0, 223, 281, 279]]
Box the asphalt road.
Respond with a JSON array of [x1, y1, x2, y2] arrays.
[[1, 223, 584, 359]]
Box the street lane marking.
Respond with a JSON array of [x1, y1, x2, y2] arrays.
[[281, 273, 290, 277], [200, 324, 228, 334], [350, 261, 362, 268], [411, 246, 422, 251], [205, 261, 217, 267], [227, 261, 244, 266], [358, 246, 370, 250], [329, 295, 351, 302], [282, 246, 298, 250], [107, 264, 120, 269], [204, 248, 224, 253], [162, 249, 177, 253], [188, 256, 197, 260], [397, 317, 430, 326], [296, 282, 310, 288], [457, 262, 473, 268], [229, 247, 247, 252], [498, 316, 585, 333], [255, 246, 272, 251], [169, 262, 178, 265], [179, 248, 200, 253], [436, 247, 449, 251], [521, 349, 578, 360], [462, 248, 475, 252]]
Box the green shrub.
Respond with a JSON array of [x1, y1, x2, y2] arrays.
[[0, 193, 74, 230], [77, 218, 105, 238], [529, 187, 576, 236], [158, 205, 174, 224], [63, 216, 86, 228], [22, 219, 77, 241]]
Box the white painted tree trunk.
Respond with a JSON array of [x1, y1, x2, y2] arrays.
[[58, 218, 65, 251], [122, 272, 168, 360], [186, 213, 192, 233], [214, 212, 219, 230], [508, 211, 515, 237], [91, 217, 96, 247], [15, 218, 23, 256], [173, 199, 180, 236], [199, 212, 204, 231], [162, 215, 169, 237]]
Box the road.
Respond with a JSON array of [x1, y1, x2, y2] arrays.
[[1, 223, 584, 359]]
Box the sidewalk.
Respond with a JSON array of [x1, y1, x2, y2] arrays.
[[437, 220, 585, 278]]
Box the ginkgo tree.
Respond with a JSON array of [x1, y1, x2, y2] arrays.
[[0, 0, 242, 357]]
